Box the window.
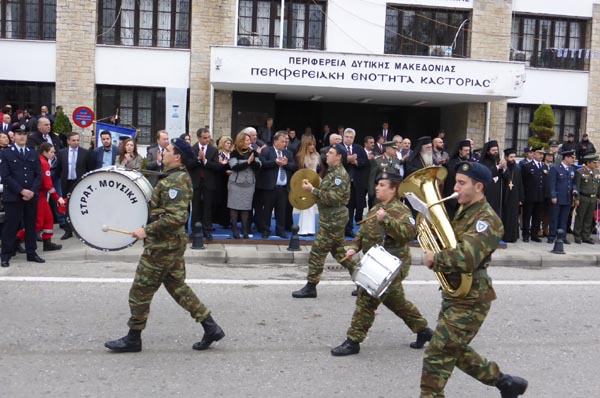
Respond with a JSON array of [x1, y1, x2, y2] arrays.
[[237, 0, 326, 50], [96, 86, 166, 145], [505, 104, 582, 150], [385, 5, 469, 58], [0, 0, 56, 40], [0, 80, 55, 119], [97, 0, 191, 48], [511, 15, 588, 70]]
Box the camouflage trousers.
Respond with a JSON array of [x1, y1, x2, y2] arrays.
[[127, 245, 210, 330], [347, 266, 428, 343], [573, 196, 597, 239], [420, 300, 500, 397], [307, 223, 355, 284]]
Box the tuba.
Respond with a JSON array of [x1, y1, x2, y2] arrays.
[[398, 166, 472, 298]]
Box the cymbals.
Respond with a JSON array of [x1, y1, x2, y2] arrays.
[[289, 169, 320, 210]]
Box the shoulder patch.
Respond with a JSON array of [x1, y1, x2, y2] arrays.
[[334, 178, 342, 186], [45, 170, 51, 177], [168, 189, 178, 199], [476, 220, 489, 233]]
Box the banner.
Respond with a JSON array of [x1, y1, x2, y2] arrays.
[[165, 87, 188, 139], [95, 122, 137, 149]]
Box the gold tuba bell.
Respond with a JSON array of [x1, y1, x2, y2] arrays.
[[398, 166, 472, 298]]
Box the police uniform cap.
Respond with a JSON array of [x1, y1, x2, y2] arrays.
[[549, 140, 559, 147], [503, 148, 517, 157], [375, 172, 403, 183], [14, 128, 28, 135], [523, 146, 531, 153], [561, 149, 576, 157], [583, 153, 598, 162], [455, 161, 492, 186], [382, 141, 398, 149], [171, 138, 194, 162]]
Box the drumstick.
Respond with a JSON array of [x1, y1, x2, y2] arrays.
[[101, 224, 133, 235]]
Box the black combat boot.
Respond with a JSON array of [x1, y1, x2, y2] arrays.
[[104, 329, 142, 353], [292, 282, 317, 298], [193, 314, 225, 350], [331, 338, 360, 356], [410, 327, 434, 349], [496, 373, 528, 398], [43, 239, 62, 251]]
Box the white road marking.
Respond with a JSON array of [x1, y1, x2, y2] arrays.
[[0, 277, 600, 285]]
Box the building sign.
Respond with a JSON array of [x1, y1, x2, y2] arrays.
[[210, 46, 526, 102], [165, 87, 187, 139], [72, 106, 95, 129]]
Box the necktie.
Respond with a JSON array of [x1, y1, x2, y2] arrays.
[[201, 145, 205, 154], [69, 149, 76, 180], [45, 134, 52, 144], [347, 145, 352, 155], [277, 150, 285, 184], [3, 124, 7, 132], [20, 147, 25, 156]]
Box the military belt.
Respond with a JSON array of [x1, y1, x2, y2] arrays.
[[579, 192, 597, 198]]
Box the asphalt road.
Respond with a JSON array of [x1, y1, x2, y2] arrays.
[[1, 262, 599, 397]]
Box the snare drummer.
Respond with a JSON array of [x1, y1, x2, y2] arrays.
[[105, 138, 225, 353], [331, 172, 433, 356]]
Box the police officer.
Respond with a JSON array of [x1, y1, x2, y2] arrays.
[[421, 162, 528, 398], [573, 154, 600, 244], [521, 147, 548, 242], [0, 128, 45, 267], [292, 144, 356, 298], [330, 172, 433, 356], [547, 149, 578, 244], [105, 138, 225, 352]]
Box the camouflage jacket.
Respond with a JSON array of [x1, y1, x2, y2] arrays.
[[349, 197, 416, 266], [311, 163, 350, 225], [144, 165, 192, 250], [368, 155, 402, 197], [434, 198, 503, 302]]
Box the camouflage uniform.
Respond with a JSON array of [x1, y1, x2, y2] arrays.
[[421, 198, 504, 397], [127, 165, 210, 330], [306, 163, 355, 284], [573, 165, 600, 242], [346, 197, 429, 342]]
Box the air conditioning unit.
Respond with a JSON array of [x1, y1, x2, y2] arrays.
[[511, 49, 527, 62], [429, 45, 452, 57], [237, 35, 252, 46]]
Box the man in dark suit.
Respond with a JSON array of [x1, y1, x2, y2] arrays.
[[342, 128, 368, 237], [188, 128, 220, 239], [0, 129, 44, 267], [521, 147, 548, 242], [258, 117, 274, 145], [55, 132, 92, 239], [256, 131, 297, 238], [26, 117, 62, 150], [91, 130, 119, 169], [146, 130, 170, 186], [373, 134, 385, 156], [379, 121, 391, 142], [2, 114, 14, 134], [547, 149, 578, 244]]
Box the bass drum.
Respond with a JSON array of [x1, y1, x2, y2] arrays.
[[67, 166, 153, 251]]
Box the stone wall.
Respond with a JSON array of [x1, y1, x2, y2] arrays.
[[55, 0, 97, 142], [585, 4, 600, 143], [189, 0, 236, 139], [469, 0, 513, 146]]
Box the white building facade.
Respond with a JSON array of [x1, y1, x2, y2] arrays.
[[0, 0, 599, 151]]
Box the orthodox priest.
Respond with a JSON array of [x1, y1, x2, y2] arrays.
[[501, 148, 524, 242], [404, 136, 433, 177], [478, 140, 505, 216]]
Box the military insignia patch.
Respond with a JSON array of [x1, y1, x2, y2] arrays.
[[476, 220, 489, 233], [461, 163, 469, 171], [409, 216, 416, 225], [45, 170, 51, 177], [168, 189, 178, 199], [334, 178, 341, 186]]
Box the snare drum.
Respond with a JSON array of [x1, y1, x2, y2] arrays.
[[67, 166, 153, 251], [352, 245, 403, 298]]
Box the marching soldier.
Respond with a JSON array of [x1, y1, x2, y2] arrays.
[[573, 154, 600, 244], [421, 162, 527, 398], [105, 138, 225, 352], [330, 172, 433, 356], [292, 144, 356, 298]]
